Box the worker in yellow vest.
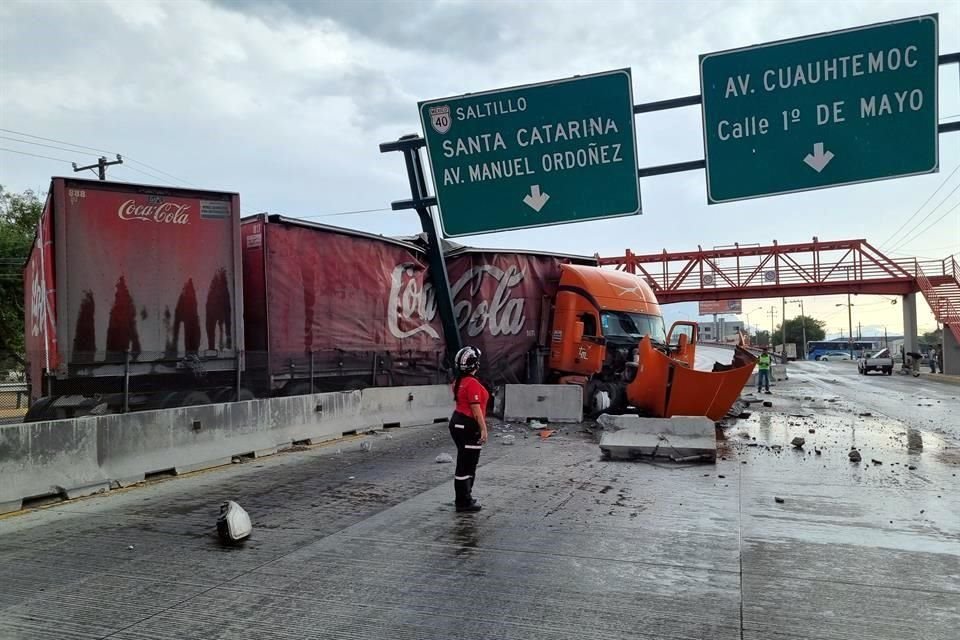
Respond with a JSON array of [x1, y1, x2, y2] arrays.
[[757, 347, 772, 394]]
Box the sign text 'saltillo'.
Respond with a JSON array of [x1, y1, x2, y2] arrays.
[[419, 70, 641, 237]]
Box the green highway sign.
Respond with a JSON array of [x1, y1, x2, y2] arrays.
[[700, 14, 939, 204], [418, 70, 640, 237]]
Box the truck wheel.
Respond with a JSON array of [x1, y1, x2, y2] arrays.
[[158, 390, 211, 409], [283, 382, 313, 397], [24, 396, 55, 422], [210, 387, 255, 404]]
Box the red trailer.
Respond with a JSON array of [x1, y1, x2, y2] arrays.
[[241, 215, 592, 394], [241, 214, 444, 394], [24, 178, 244, 420]]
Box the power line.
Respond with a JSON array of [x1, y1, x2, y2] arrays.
[[0, 135, 103, 158], [0, 147, 73, 164], [891, 201, 960, 253], [0, 128, 113, 155], [879, 163, 959, 249], [293, 207, 393, 219], [888, 184, 960, 252], [0, 127, 198, 187]]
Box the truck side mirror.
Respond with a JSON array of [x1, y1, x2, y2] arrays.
[[574, 321, 585, 343]]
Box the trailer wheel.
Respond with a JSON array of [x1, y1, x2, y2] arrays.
[[157, 390, 211, 409], [283, 382, 313, 397], [24, 396, 55, 422], [211, 387, 255, 404]]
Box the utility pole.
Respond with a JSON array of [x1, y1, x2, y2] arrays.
[[73, 154, 123, 180], [858, 321, 862, 341], [781, 297, 787, 360], [767, 307, 777, 348], [847, 293, 854, 358], [787, 298, 807, 360]]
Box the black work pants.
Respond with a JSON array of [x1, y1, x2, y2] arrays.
[[449, 411, 483, 506]]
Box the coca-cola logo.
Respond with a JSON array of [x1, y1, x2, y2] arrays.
[[388, 263, 527, 340], [118, 199, 190, 224], [30, 264, 46, 337]]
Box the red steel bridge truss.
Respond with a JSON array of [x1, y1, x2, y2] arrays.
[[597, 239, 960, 341]]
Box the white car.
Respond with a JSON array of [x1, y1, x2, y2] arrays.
[[818, 351, 852, 361]]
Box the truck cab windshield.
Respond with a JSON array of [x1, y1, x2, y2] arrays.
[[600, 311, 667, 344]]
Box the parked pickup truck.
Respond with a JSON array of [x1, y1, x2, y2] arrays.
[[858, 349, 894, 376]]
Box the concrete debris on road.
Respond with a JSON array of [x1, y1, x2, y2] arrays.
[[435, 453, 453, 464], [871, 459, 883, 465], [849, 450, 862, 463], [762, 401, 773, 407], [908, 465, 917, 470], [815, 449, 822, 455], [775, 497, 785, 504], [360, 441, 372, 452], [791, 437, 805, 449], [216, 500, 252, 545], [502, 435, 516, 445], [858, 412, 873, 417], [808, 428, 816, 434]]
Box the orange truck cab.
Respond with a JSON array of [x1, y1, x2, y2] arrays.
[[547, 264, 756, 421]]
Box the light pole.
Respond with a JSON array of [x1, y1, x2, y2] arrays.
[[836, 295, 855, 358], [767, 307, 778, 349], [786, 298, 806, 360]]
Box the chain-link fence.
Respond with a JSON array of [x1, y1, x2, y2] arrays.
[[0, 351, 28, 424]]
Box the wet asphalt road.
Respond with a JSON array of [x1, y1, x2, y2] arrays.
[[0, 364, 957, 639]]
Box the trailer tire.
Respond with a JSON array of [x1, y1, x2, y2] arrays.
[[158, 390, 211, 409], [210, 387, 255, 404], [283, 382, 313, 397], [23, 396, 55, 422]]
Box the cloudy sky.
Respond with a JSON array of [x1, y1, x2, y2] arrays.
[[1, 0, 958, 340]]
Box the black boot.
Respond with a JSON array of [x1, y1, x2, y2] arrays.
[[454, 479, 481, 512]]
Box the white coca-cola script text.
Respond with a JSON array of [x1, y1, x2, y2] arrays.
[[388, 263, 527, 340], [118, 199, 190, 224]]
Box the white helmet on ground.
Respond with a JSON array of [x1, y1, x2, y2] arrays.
[[454, 346, 482, 374]]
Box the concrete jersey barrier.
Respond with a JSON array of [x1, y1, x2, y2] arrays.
[[0, 385, 451, 515]]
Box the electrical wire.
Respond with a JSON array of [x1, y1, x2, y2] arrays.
[[0, 147, 73, 164], [0, 128, 199, 187], [878, 163, 959, 249], [889, 201, 960, 253]]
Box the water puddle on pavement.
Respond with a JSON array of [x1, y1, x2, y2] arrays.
[[723, 411, 960, 487]]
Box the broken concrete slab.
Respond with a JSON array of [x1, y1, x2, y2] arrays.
[[503, 384, 583, 423], [598, 416, 716, 463]]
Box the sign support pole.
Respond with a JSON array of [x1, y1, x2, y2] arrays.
[[380, 134, 463, 362]]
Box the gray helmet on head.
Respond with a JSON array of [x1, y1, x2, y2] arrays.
[[454, 346, 482, 374]]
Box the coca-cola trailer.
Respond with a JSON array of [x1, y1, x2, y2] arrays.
[[241, 214, 593, 395], [24, 178, 244, 419], [23, 180, 593, 421]]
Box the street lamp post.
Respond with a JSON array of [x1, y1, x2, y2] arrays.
[[786, 298, 807, 361], [836, 295, 855, 358]]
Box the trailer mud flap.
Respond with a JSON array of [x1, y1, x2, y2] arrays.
[[628, 340, 757, 422]]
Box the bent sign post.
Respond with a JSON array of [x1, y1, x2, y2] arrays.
[[700, 14, 939, 204], [418, 69, 641, 237]]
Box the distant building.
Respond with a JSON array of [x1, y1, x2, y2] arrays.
[[698, 320, 744, 343]]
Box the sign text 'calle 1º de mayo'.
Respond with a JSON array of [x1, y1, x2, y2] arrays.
[[419, 69, 641, 237], [700, 14, 938, 204]]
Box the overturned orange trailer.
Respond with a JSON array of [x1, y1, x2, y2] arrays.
[[544, 264, 756, 421]]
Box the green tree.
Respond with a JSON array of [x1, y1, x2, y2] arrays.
[[773, 315, 826, 348], [920, 328, 942, 345], [0, 186, 44, 373]]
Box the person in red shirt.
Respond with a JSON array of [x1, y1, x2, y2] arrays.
[[449, 346, 489, 512]]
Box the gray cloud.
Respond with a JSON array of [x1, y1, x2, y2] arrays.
[[214, 0, 515, 58]]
